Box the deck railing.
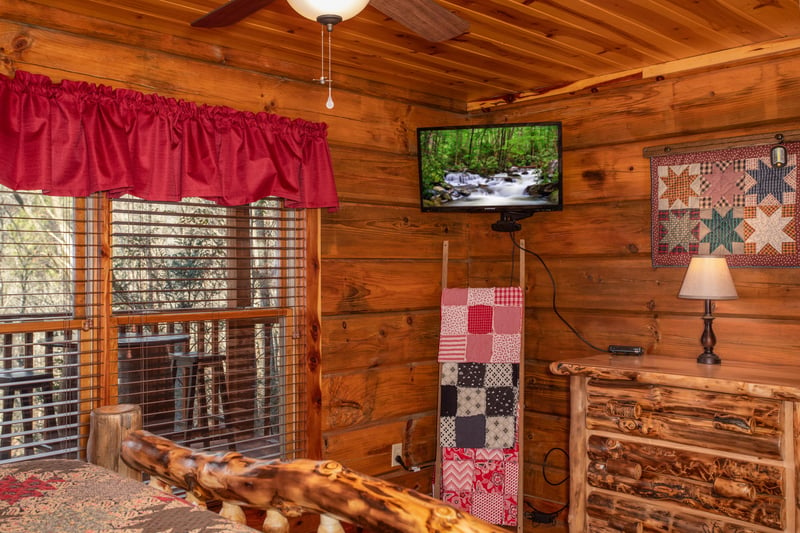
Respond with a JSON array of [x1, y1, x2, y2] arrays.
[[0, 324, 88, 461], [0, 310, 304, 463]]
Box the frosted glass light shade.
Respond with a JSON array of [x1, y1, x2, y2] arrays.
[[286, 0, 370, 22], [678, 255, 738, 300], [772, 143, 787, 167]]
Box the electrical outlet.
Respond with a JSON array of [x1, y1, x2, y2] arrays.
[[391, 442, 403, 467]]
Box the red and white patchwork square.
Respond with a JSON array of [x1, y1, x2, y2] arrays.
[[440, 305, 468, 336], [493, 306, 522, 334], [438, 335, 467, 361], [490, 334, 521, 363], [442, 447, 474, 461], [474, 460, 505, 493], [465, 334, 492, 362], [441, 491, 472, 514], [467, 305, 493, 334], [467, 288, 495, 306], [441, 288, 469, 306], [494, 287, 523, 307], [504, 460, 519, 495], [442, 459, 476, 492], [471, 493, 506, 525]]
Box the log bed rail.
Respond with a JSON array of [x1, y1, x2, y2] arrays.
[[120, 430, 509, 533]]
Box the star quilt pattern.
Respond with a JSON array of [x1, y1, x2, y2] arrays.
[[651, 142, 799, 266], [438, 287, 523, 362]]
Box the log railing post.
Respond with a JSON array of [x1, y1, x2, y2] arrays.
[[88, 404, 142, 481]]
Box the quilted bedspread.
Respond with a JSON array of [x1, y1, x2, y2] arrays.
[[0, 458, 257, 533]]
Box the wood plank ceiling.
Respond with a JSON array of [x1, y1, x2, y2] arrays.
[[6, 0, 800, 113]]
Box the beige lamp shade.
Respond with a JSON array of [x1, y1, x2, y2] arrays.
[[286, 0, 370, 22], [678, 255, 738, 300]]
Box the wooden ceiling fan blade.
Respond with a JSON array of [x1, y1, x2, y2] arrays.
[[191, 0, 279, 28], [369, 0, 469, 42]]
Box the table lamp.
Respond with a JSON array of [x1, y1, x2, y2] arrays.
[[678, 255, 738, 365]]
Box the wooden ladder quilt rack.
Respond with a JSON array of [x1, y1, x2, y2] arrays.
[[436, 240, 525, 532]]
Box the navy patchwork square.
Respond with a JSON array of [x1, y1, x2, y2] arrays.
[[486, 387, 517, 417], [457, 363, 486, 387], [440, 385, 458, 417]]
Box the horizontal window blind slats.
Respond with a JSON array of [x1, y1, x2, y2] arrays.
[[0, 187, 307, 464], [111, 196, 306, 461]]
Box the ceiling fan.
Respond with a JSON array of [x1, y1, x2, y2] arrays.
[[191, 0, 470, 42]]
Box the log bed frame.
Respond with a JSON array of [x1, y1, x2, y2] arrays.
[[120, 430, 510, 533]]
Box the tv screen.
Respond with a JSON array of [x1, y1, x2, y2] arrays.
[[417, 122, 562, 215]]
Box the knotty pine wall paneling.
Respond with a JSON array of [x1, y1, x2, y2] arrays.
[[487, 52, 800, 531], [5, 3, 800, 531], [0, 1, 465, 496]]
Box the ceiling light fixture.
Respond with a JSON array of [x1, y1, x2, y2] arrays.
[[286, 0, 370, 109]]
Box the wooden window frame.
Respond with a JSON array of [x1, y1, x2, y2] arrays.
[[0, 190, 321, 461]]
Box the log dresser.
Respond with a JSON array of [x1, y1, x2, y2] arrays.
[[550, 354, 800, 532]]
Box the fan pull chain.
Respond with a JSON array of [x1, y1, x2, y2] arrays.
[[315, 27, 335, 109], [326, 28, 334, 109]]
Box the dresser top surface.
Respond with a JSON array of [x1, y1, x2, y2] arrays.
[[550, 354, 800, 399]]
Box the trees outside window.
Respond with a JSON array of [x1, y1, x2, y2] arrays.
[[0, 187, 309, 462]]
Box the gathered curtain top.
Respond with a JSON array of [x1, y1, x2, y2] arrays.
[[0, 70, 338, 209]]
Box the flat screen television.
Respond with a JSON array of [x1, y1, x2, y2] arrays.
[[417, 122, 562, 228]]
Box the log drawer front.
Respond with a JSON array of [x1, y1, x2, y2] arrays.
[[550, 355, 800, 533]]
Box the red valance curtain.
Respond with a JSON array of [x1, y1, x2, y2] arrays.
[[0, 71, 338, 209]]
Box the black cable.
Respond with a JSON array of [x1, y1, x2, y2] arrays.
[[509, 233, 606, 353], [523, 447, 570, 524], [542, 447, 570, 486], [395, 455, 435, 472]]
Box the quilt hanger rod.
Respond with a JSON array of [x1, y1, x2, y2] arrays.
[[643, 127, 800, 158]]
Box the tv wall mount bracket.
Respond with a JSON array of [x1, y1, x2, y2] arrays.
[[491, 211, 533, 232]]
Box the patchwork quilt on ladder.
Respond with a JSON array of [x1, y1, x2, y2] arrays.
[[440, 444, 519, 526], [438, 287, 523, 362], [651, 141, 799, 267], [437, 286, 523, 527]]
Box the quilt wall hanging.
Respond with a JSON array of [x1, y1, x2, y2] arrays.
[[650, 142, 799, 267]]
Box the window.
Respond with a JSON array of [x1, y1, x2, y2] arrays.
[[0, 190, 99, 461], [0, 187, 311, 462], [111, 198, 308, 457]]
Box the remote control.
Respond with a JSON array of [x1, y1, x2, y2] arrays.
[[608, 345, 644, 356]]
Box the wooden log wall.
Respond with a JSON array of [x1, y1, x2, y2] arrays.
[[324, 52, 800, 530], [480, 54, 800, 531], [4, 3, 800, 532], [0, 0, 460, 505]]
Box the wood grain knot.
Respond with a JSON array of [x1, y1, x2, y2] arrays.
[[713, 477, 756, 501], [712, 413, 754, 434], [605, 400, 642, 419], [11, 33, 33, 53], [606, 459, 642, 480], [431, 505, 459, 523], [608, 516, 643, 533], [317, 460, 344, 477], [616, 418, 639, 432]]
